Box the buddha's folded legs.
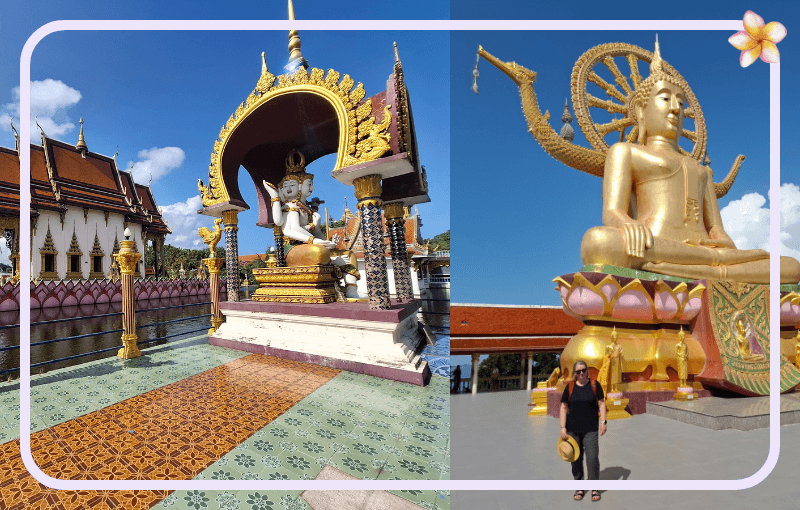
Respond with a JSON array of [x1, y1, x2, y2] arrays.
[[580, 226, 800, 283]]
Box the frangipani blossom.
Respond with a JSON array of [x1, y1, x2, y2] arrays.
[[729, 11, 786, 67]]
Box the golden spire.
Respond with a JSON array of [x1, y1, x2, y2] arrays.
[[287, 0, 308, 70], [76, 116, 88, 157]]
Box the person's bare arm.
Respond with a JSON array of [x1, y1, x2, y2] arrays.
[[598, 400, 607, 436], [560, 403, 569, 440]]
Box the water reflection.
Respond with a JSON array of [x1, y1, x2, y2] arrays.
[[0, 288, 450, 375]]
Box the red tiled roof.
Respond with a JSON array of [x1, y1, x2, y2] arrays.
[[452, 305, 582, 337], [0, 139, 171, 237], [51, 144, 117, 190], [450, 305, 582, 354]]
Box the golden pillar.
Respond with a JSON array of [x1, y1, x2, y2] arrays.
[[354, 175, 391, 310], [115, 231, 142, 359], [222, 209, 240, 302], [204, 257, 224, 334]]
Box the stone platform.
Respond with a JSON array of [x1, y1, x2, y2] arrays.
[[646, 392, 800, 431], [209, 299, 431, 385], [546, 386, 712, 416]]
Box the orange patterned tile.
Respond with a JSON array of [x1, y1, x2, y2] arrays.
[[0, 353, 340, 509]]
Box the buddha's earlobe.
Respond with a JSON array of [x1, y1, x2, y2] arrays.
[[634, 102, 646, 145]]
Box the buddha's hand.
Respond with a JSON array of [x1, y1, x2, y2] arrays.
[[313, 238, 336, 249], [621, 222, 653, 259], [702, 227, 736, 249], [262, 180, 279, 199]]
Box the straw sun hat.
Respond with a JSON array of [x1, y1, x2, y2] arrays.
[[557, 435, 580, 462]]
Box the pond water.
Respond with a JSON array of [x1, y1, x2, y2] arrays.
[[0, 289, 450, 376]]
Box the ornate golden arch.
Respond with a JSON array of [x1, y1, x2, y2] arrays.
[[199, 60, 392, 209]]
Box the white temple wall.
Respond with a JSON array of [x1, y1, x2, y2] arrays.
[[30, 208, 141, 279]]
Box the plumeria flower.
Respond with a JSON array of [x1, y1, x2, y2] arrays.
[[729, 11, 787, 67]]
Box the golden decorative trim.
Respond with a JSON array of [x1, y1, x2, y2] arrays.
[[201, 62, 392, 207], [383, 201, 405, 220], [203, 257, 224, 275], [353, 174, 382, 200], [356, 199, 383, 209], [222, 210, 239, 229], [115, 240, 142, 275]]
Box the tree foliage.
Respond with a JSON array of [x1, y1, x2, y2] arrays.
[[422, 230, 450, 251], [477, 353, 560, 378], [145, 244, 225, 277]]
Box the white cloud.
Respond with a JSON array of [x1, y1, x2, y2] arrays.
[[719, 183, 800, 258], [0, 79, 82, 141], [720, 192, 771, 252], [127, 147, 185, 185], [160, 195, 206, 249], [779, 183, 800, 260]]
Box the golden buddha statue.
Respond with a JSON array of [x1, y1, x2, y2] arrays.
[[580, 40, 798, 284], [597, 352, 611, 396], [606, 327, 623, 392], [675, 327, 688, 388], [477, 38, 800, 284], [546, 367, 561, 387], [734, 316, 764, 361]]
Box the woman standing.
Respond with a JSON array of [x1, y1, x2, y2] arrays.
[[560, 360, 607, 501]]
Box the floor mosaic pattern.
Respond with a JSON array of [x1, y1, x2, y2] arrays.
[[0, 335, 247, 444], [0, 334, 450, 510], [420, 327, 450, 378]]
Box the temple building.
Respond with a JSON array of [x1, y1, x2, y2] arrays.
[[327, 204, 428, 298], [0, 120, 171, 280]]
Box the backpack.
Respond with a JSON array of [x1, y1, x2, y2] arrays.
[[567, 379, 598, 400]]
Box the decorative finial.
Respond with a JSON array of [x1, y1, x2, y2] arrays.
[[286, 0, 308, 71], [472, 50, 480, 95], [560, 99, 575, 142], [650, 34, 663, 76], [10, 118, 19, 153], [76, 116, 88, 157], [34, 116, 46, 139]]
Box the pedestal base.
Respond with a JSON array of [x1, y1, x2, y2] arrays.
[[210, 300, 430, 385], [529, 388, 553, 416], [605, 394, 631, 420], [674, 389, 697, 401]]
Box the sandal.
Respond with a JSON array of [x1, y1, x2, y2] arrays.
[[574, 490, 585, 501], [591, 491, 601, 501]]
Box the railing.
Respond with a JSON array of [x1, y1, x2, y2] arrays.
[[0, 313, 212, 377], [450, 374, 551, 393], [421, 275, 450, 286], [433, 251, 450, 258]]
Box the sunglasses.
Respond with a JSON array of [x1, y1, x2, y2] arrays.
[[574, 368, 588, 375]]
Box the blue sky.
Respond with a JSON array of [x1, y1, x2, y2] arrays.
[[451, 24, 798, 306], [0, 4, 450, 261]]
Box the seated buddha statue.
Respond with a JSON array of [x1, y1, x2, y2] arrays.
[[263, 150, 362, 299], [580, 41, 800, 284]]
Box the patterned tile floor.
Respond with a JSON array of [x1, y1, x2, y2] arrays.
[[0, 333, 450, 510]]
